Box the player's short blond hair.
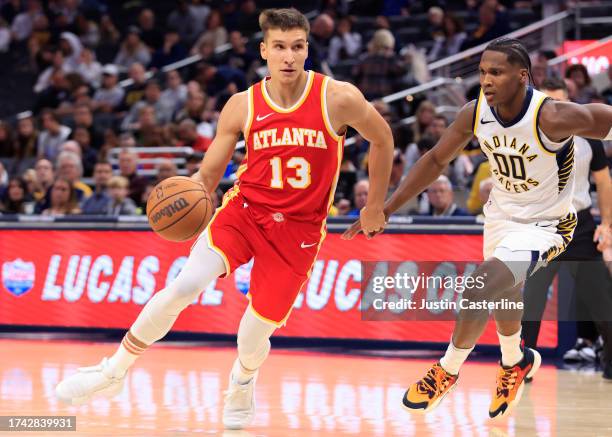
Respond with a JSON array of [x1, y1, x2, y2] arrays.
[[259, 8, 310, 39]]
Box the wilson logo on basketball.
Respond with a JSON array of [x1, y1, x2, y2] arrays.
[[151, 198, 190, 224]]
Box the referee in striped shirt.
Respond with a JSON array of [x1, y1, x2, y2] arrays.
[[521, 77, 612, 380]]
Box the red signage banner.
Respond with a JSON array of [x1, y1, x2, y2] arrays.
[[0, 230, 557, 347], [562, 40, 612, 76]]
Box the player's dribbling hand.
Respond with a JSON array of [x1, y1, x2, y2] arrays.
[[341, 207, 387, 240], [594, 224, 612, 252]]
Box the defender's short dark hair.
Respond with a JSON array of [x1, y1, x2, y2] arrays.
[[485, 37, 532, 81], [540, 76, 568, 92], [259, 8, 310, 38]]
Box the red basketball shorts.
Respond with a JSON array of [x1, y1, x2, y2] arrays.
[[201, 188, 325, 326]]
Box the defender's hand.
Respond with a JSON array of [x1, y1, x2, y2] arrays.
[[341, 218, 362, 240]]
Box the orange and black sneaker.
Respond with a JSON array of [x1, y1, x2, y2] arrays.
[[489, 347, 541, 419], [402, 363, 459, 413]]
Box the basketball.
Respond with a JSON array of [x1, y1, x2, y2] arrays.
[[146, 176, 213, 242]]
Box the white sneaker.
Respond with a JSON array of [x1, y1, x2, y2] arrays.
[[56, 358, 126, 405], [223, 372, 256, 430]]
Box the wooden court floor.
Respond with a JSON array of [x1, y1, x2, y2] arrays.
[[1, 338, 610, 437]]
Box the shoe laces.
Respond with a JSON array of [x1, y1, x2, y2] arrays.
[[496, 367, 518, 398], [416, 365, 451, 398]]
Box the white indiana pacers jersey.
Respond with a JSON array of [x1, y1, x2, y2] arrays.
[[473, 87, 576, 222]]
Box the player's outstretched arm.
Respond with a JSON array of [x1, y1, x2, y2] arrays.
[[328, 80, 394, 236], [194, 92, 247, 193], [342, 100, 476, 240], [539, 100, 612, 141]]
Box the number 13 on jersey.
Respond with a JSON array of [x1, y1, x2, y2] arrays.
[[269, 157, 311, 189]]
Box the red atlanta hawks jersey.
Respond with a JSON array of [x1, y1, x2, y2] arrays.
[[236, 70, 345, 223]]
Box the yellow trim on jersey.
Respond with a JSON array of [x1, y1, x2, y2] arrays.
[[472, 91, 483, 135], [261, 70, 314, 113], [533, 96, 556, 156], [245, 295, 288, 327], [320, 76, 342, 142], [205, 186, 241, 277], [243, 86, 255, 144]]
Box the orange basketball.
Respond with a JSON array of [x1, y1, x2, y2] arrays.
[[146, 176, 213, 242]]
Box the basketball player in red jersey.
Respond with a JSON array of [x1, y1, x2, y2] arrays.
[[56, 8, 393, 430]]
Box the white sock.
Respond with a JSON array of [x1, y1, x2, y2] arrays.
[[439, 340, 474, 375], [498, 328, 523, 367], [232, 358, 257, 384], [107, 333, 146, 377]]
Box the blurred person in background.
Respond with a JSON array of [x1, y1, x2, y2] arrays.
[[37, 109, 71, 161], [160, 70, 188, 115], [41, 177, 80, 216], [118, 147, 149, 205], [411, 100, 436, 144], [15, 112, 39, 160], [428, 13, 467, 62], [106, 175, 138, 216], [168, 0, 199, 46], [55, 150, 92, 200], [347, 179, 369, 217], [565, 64, 597, 104], [0, 177, 30, 214], [137, 8, 163, 51], [155, 159, 178, 184], [0, 120, 15, 158], [113, 26, 151, 70], [92, 64, 124, 113], [422, 175, 469, 217], [80, 161, 112, 215], [191, 8, 227, 53], [327, 16, 361, 66]]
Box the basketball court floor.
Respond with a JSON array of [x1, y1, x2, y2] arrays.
[[1, 338, 610, 436]]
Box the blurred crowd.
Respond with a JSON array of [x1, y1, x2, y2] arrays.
[[0, 0, 610, 218]]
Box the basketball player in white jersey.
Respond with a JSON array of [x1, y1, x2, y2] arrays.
[[55, 8, 392, 430], [344, 37, 612, 419]]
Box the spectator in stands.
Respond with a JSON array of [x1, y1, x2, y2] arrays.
[[71, 103, 104, 149], [33, 158, 54, 199], [388, 148, 406, 196], [347, 179, 369, 217], [121, 62, 148, 110], [56, 150, 92, 200], [0, 177, 29, 213], [220, 30, 260, 83], [189, 0, 210, 35], [411, 100, 435, 144], [15, 112, 39, 160], [428, 13, 467, 62], [196, 63, 247, 100], [160, 70, 188, 115], [34, 68, 71, 113], [150, 27, 188, 70], [565, 77, 578, 102], [236, 0, 259, 37], [168, 0, 200, 46], [113, 26, 151, 70], [422, 175, 469, 217], [0, 120, 15, 157], [461, 2, 510, 50], [118, 147, 149, 205], [137, 8, 163, 51], [466, 160, 491, 215], [80, 161, 112, 215], [327, 16, 362, 66], [21, 169, 38, 203], [307, 13, 334, 71], [0, 17, 11, 53], [92, 64, 124, 113], [71, 128, 97, 176], [41, 177, 80, 216], [10, 0, 43, 43], [58, 32, 83, 71], [98, 14, 121, 49], [74, 13, 100, 49], [352, 29, 407, 100], [177, 118, 211, 153], [185, 153, 202, 175], [191, 8, 227, 53], [426, 6, 445, 41], [565, 64, 597, 104], [122, 80, 174, 130], [175, 88, 205, 124], [106, 175, 138, 216], [37, 109, 71, 161], [405, 136, 435, 174], [75, 47, 102, 88], [155, 159, 178, 184], [425, 114, 447, 142]]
